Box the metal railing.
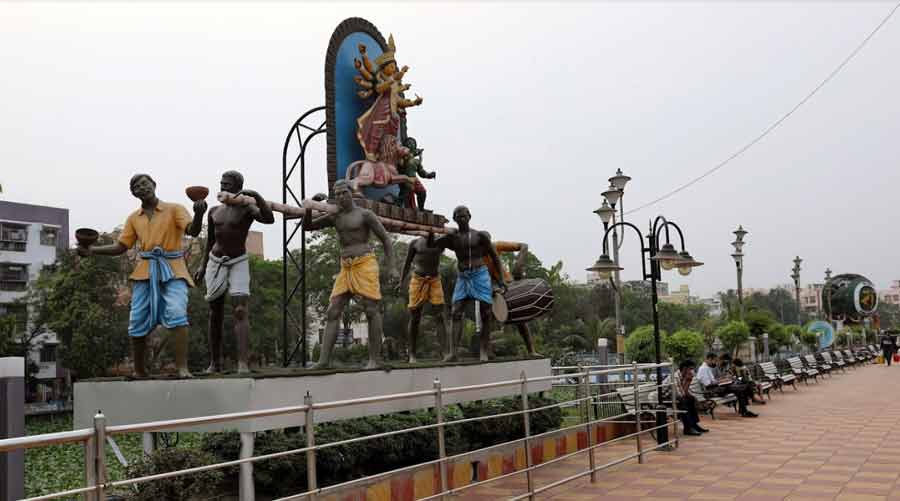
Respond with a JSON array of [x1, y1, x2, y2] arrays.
[[3, 362, 677, 501]]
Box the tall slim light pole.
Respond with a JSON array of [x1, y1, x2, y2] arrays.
[[791, 256, 802, 326], [596, 169, 630, 362], [731, 225, 747, 321]]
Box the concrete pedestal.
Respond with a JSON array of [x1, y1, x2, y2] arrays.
[[1, 357, 24, 501], [74, 358, 552, 432]]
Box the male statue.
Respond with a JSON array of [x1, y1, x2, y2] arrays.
[[397, 137, 435, 210], [78, 174, 205, 377], [397, 233, 449, 362], [433, 206, 506, 362], [195, 171, 274, 374], [303, 179, 397, 369]]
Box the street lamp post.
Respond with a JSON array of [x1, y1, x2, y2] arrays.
[[595, 169, 631, 363], [791, 256, 802, 326], [731, 225, 747, 321], [588, 215, 703, 445]]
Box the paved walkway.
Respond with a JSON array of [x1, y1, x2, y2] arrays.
[[462, 362, 900, 500]]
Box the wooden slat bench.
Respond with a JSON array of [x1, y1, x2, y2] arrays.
[[687, 378, 737, 419], [614, 383, 678, 438], [822, 352, 845, 373], [788, 356, 818, 384], [805, 354, 832, 377], [759, 361, 797, 392]]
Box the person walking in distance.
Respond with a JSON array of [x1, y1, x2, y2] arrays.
[[881, 333, 897, 366]]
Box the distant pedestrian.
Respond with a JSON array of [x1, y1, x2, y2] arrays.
[[881, 334, 897, 366]]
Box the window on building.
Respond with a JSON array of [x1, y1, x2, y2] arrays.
[[0, 264, 28, 291], [0, 223, 28, 252], [0, 303, 28, 333], [40, 226, 58, 246], [39, 344, 57, 363]]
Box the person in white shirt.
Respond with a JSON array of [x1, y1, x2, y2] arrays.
[[696, 353, 718, 388]]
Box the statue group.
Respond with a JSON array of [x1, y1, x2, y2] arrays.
[[74, 19, 551, 378], [78, 171, 275, 377]]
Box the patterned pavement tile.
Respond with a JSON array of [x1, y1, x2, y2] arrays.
[[461, 363, 900, 500]]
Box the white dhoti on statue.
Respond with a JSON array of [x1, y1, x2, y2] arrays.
[[204, 253, 251, 302]]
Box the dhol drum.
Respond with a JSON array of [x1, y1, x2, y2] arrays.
[[491, 278, 554, 324]]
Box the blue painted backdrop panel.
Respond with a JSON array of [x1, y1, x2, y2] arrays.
[[334, 33, 399, 201]]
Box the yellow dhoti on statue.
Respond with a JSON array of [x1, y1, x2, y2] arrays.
[[331, 254, 382, 301], [408, 272, 445, 309]]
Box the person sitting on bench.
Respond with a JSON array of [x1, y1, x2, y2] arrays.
[[673, 359, 709, 436], [697, 353, 758, 418]]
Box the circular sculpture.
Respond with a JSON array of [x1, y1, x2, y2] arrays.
[[822, 273, 878, 322]]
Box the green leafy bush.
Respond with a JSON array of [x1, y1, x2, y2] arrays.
[[715, 321, 750, 356], [625, 325, 666, 363], [663, 329, 704, 365], [202, 396, 561, 496], [126, 448, 223, 501]]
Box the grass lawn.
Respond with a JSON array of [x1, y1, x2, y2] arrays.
[[26, 414, 202, 499]]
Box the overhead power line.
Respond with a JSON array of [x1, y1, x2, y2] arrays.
[[626, 1, 900, 216]]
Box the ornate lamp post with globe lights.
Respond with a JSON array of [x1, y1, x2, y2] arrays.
[[731, 225, 747, 321], [587, 215, 703, 444], [593, 168, 631, 362], [791, 256, 802, 326]]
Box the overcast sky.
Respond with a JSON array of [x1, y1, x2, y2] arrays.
[[2, 1, 899, 297]]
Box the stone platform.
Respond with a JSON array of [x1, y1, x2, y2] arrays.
[[74, 358, 550, 433]]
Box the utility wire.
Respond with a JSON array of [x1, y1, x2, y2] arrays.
[[626, 1, 900, 216]]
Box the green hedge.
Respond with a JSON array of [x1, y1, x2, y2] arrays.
[[201, 395, 562, 496]]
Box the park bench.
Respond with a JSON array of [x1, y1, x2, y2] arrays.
[[788, 356, 818, 384], [614, 383, 678, 438], [821, 352, 845, 373], [839, 350, 857, 367], [843, 349, 861, 366], [805, 354, 831, 377], [752, 372, 774, 400], [687, 378, 737, 419], [859, 348, 873, 362], [758, 361, 797, 392], [830, 351, 850, 371]]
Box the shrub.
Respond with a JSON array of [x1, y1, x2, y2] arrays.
[[625, 325, 666, 363], [126, 448, 223, 501], [201, 398, 560, 496], [663, 329, 704, 365], [715, 321, 750, 356]]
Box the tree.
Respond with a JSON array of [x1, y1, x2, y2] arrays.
[[624, 325, 666, 363], [663, 329, 705, 365], [714, 321, 750, 357], [800, 330, 818, 352], [744, 309, 775, 338], [26, 238, 130, 379], [766, 323, 791, 355], [746, 288, 799, 325]]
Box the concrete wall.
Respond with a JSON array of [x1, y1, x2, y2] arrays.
[[75, 359, 552, 432]]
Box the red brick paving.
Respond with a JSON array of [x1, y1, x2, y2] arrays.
[[461, 363, 900, 500]]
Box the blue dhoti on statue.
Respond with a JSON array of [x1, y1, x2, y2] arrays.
[[127, 247, 190, 337], [452, 265, 493, 304]]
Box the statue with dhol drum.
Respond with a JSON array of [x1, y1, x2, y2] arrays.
[[73, 17, 552, 378]]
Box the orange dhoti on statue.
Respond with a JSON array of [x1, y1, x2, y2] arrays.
[[408, 272, 445, 309], [330, 254, 382, 301]]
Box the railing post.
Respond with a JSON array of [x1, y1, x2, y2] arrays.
[[632, 362, 643, 464], [433, 378, 448, 500], [239, 432, 255, 501], [581, 366, 596, 483], [92, 411, 107, 501], [520, 371, 535, 501], [668, 358, 679, 448], [83, 435, 97, 501], [304, 392, 317, 500]]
